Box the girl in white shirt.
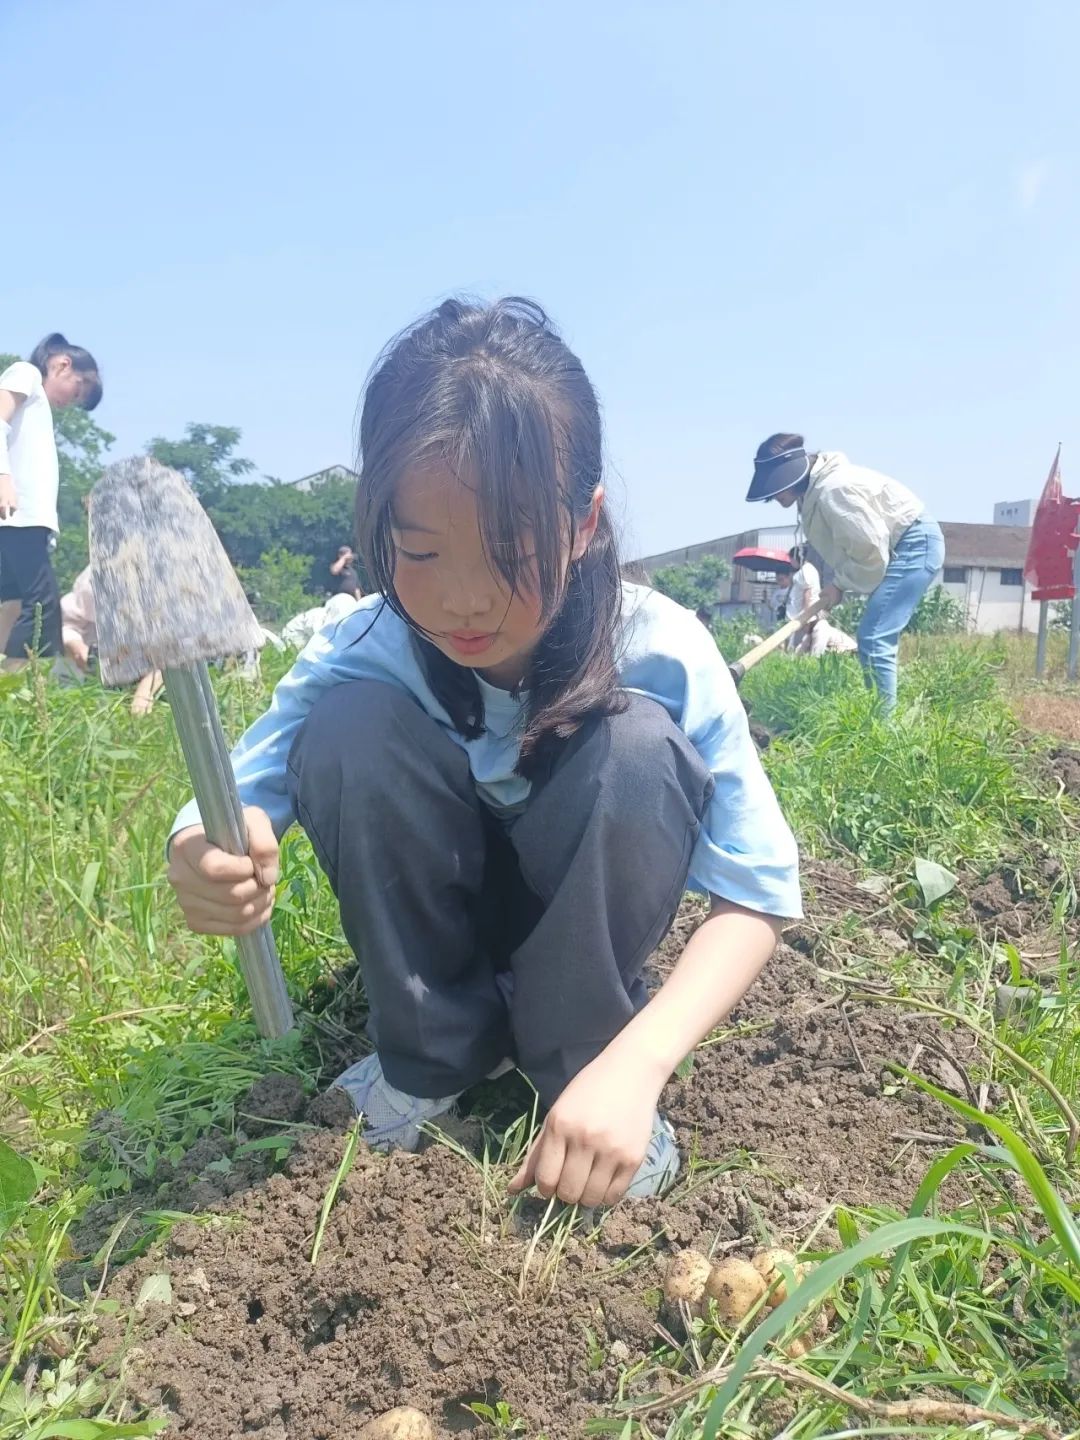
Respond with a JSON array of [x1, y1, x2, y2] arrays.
[[0, 334, 102, 665]]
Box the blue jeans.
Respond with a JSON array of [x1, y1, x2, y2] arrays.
[[857, 516, 946, 709]]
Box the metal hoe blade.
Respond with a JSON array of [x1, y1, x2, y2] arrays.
[[89, 456, 295, 1038]]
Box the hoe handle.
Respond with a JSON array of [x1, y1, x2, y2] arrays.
[[728, 599, 826, 684], [164, 663, 295, 1039]]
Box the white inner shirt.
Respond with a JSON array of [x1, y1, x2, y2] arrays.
[[0, 361, 60, 532]]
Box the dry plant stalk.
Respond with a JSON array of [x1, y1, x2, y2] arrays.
[[849, 989, 1079, 1160], [631, 1357, 1064, 1440]]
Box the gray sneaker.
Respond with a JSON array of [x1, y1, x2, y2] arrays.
[[624, 1112, 680, 1198], [332, 1053, 461, 1151]]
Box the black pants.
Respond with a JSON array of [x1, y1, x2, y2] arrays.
[[0, 527, 61, 658], [287, 681, 714, 1105]]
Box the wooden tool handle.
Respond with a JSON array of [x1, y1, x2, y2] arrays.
[[729, 599, 826, 683]]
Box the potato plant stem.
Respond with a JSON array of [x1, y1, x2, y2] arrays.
[[632, 1357, 1064, 1439]]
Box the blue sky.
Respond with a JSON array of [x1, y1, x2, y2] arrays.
[[3, 0, 1077, 557]]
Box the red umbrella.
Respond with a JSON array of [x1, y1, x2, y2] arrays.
[[732, 546, 794, 575]]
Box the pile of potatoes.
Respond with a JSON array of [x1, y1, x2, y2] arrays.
[[663, 1246, 829, 1356]]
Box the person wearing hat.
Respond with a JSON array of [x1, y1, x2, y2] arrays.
[[746, 435, 945, 708]]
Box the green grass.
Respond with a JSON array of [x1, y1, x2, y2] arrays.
[[906, 627, 1080, 693], [1, 643, 1078, 1439], [742, 645, 1077, 883], [0, 659, 336, 1438]]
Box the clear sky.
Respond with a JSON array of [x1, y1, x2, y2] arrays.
[[3, 0, 1077, 558]]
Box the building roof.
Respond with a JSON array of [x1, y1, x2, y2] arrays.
[[285, 464, 360, 489], [941, 522, 1030, 567], [630, 524, 796, 575], [631, 519, 1033, 579]]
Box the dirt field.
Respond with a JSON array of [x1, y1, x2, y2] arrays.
[[77, 858, 1036, 1440], [1015, 692, 1080, 746]]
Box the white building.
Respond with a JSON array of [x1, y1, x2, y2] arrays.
[[284, 464, 359, 493], [938, 523, 1036, 634], [993, 498, 1035, 527], [632, 517, 1037, 635]]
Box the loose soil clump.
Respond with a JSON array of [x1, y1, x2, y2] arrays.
[[1047, 744, 1080, 797], [85, 889, 985, 1439]]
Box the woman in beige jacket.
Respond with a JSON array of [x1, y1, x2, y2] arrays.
[[747, 433, 945, 708]]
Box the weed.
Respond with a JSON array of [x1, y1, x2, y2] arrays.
[[582, 1324, 607, 1372], [466, 1398, 528, 1435], [309, 1115, 362, 1265]]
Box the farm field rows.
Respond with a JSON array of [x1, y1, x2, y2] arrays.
[[1, 641, 1077, 1440]]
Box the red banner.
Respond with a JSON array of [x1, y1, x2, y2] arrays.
[[1024, 445, 1080, 601]]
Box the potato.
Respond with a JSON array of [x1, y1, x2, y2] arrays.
[[751, 1248, 806, 1308], [704, 1257, 767, 1324], [356, 1407, 435, 1440], [663, 1249, 712, 1309]]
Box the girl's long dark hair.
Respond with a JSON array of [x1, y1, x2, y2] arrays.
[[30, 333, 102, 411], [355, 296, 627, 776]]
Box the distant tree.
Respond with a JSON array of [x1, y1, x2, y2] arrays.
[[206, 470, 359, 597], [651, 554, 731, 616], [145, 427, 360, 602], [1051, 599, 1073, 630], [147, 423, 255, 503], [238, 545, 321, 626], [0, 351, 115, 594], [0, 381, 358, 620]]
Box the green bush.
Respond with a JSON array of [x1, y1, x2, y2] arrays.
[[737, 650, 864, 734], [1051, 599, 1073, 630], [709, 609, 762, 660], [651, 554, 730, 615], [832, 584, 966, 638], [239, 545, 321, 625]]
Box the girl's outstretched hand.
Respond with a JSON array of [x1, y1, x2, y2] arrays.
[[168, 806, 279, 936], [508, 1053, 661, 1208]]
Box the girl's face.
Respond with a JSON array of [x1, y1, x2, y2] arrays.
[[43, 356, 91, 409], [391, 466, 601, 689]]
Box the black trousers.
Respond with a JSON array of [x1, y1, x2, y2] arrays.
[[0, 527, 61, 658], [287, 681, 714, 1105]]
